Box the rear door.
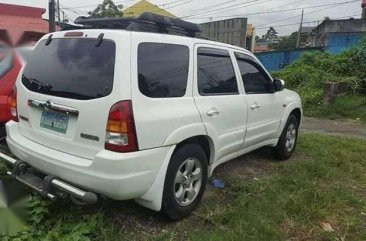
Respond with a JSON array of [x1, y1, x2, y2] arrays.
[[16, 33, 128, 159], [193, 45, 247, 161], [234, 52, 283, 147], [130, 34, 203, 150]]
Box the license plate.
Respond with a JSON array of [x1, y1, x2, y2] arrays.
[[40, 111, 69, 134]]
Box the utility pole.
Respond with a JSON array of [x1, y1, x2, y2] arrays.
[[296, 9, 304, 48], [49, 0, 56, 32], [57, 0, 61, 27], [251, 27, 256, 53]]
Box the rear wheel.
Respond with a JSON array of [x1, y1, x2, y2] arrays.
[[162, 143, 207, 220], [273, 114, 299, 160]]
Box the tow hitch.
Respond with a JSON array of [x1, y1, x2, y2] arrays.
[[0, 152, 98, 204]]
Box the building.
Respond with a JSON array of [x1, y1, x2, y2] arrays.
[[314, 18, 366, 46], [298, 26, 316, 48], [199, 18, 248, 49], [246, 24, 256, 52], [254, 39, 272, 53], [122, 0, 176, 18], [312, 18, 366, 54], [0, 3, 49, 47]]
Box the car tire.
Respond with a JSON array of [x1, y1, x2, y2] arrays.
[[162, 143, 208, 220], [273, 114, 299, 160]]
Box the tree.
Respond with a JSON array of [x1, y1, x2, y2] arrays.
[[262, 27, 279, 44], [88, 0, 123, 18], [270, 31, 298, 50]]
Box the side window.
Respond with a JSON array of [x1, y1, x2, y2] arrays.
[[235, 53, 273, 94], [197, 47, 238, 96], [138, 43, 189, 98]]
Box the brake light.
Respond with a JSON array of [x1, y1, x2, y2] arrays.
[[7, 86, 18, 122], [105, 101, 138, 153]]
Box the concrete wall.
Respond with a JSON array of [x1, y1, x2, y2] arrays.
[[315, 19, 366, 46], [199, 18, 247, 48]]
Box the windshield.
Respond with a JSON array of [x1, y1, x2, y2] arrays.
[[22, 38, 116, 100]]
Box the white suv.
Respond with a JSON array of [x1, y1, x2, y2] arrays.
[[1, 14, 302, 220]]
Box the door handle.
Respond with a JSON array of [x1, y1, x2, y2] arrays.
[[206, 108, 220, 116], [250, 103, 261, 110]]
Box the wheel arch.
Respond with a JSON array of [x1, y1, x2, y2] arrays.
[[290, 108, 302, 125], [173, 135, 215, 166], [276, 103, 303, 138]]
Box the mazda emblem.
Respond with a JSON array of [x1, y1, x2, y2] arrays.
[[45, 100, 52, 110]]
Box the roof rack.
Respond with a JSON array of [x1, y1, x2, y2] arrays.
[[67, 12, 201, 37]]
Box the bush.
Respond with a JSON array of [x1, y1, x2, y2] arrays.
[[273, 37, 366, 111]]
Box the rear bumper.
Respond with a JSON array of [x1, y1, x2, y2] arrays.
[[5, 121, 173, 200], [0, 154, 98, 204]]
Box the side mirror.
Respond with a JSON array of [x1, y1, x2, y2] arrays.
[[273, 78, 285, 92]]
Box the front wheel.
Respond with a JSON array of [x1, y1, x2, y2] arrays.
[[273, 114, 299, 160], [162, 143, 208, 220]]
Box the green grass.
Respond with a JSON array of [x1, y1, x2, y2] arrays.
[[305, 95, 366, 122], [1, 133, 366, 240]]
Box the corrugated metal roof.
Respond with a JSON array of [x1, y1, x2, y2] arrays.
[[122, 0, 176, 18]]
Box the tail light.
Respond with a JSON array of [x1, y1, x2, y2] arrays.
[[7, 86, 18, 122], [105, 101, 138, 153]]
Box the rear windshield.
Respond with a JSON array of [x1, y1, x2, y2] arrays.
[[22, 38, 116, 100]]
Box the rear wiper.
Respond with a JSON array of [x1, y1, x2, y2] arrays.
[[22, 75, 53, 90], [45, 90, 92, 100]]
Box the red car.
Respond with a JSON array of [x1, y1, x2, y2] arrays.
[[0, 44, 33, 139]]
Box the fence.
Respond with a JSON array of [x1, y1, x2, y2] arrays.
[[255, 47, 323, 72], [255, 32, 365, 72], [326, 32, 364, 55]]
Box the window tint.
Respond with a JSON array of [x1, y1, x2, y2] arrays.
[[197, 48, 238, 95], [235, 53, 273, 94], [138, 43, 189, 98], [22, 38, 115, 100]]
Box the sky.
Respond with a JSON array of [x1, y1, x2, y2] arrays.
[[0, 0, 363, 36]]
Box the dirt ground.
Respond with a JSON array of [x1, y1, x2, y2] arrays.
[[301, 117, 366, 139]]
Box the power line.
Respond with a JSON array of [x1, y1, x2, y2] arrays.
[[182, 0, 266, 18], [174, 0, 243, 16], [184, 0, 359, 20], [163, 0, 194, 7], [255, 14, 360, 30], [62, 0, 128, 9], [273, 0, 312, 10], [165, 0, 196, 9], [255, 0, 358, 29]]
